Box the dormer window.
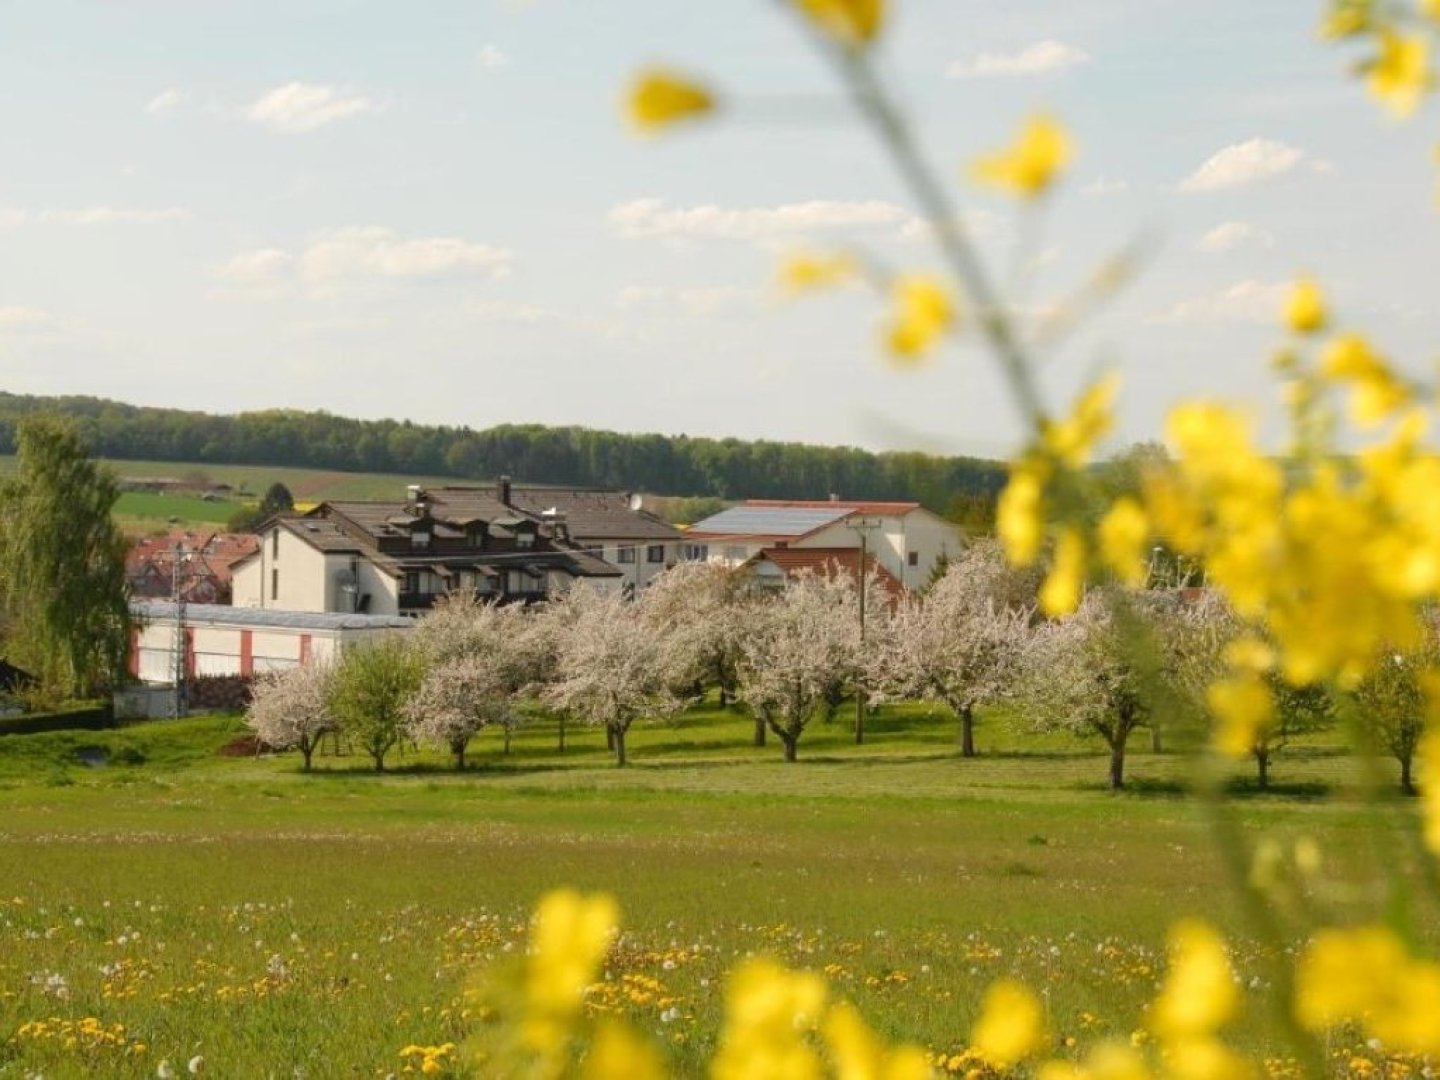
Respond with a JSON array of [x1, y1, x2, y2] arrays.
[[412, 529, 431, 549], [516, 530, 534, 549]]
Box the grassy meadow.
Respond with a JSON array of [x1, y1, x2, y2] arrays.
[[0, 702, 1427, 1078]]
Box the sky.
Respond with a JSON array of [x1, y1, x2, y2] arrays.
[[1, 0, 1436, 460]]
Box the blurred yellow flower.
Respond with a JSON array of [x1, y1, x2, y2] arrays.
[[998, 461, 1047, 566], [713, 958, 827, 1080], [823, 1001, 932, 1080], [580, 1021, 666, 1080], [1098, 498, 1149, 586], [794, 0, 885, 47], [781, 251, 858, 295], [1425, 0, 1440, 23], [1039, 526, 1086, 617], [626, 68, 716, 132], [971, 114, 1074, 199], [884, 274, 957, 360], [1151, 920, 1239, 1040], [1367, 30, 1431, 116], [1283, 278, 1327, 335], [1043, 373, 1120, 469], [1320, 2, 1372, 38], [1296, 924, 1440, 1054], [1319, 332, 1410, 425], [971, 978, 1047, 1068], [523, 890, 619, 1056], [1206, 676, 1273, 758]]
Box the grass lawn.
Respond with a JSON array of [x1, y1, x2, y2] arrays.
[[0, 702, 1429, 1077]]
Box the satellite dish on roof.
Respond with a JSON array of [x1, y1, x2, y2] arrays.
[[627, 493, 644, 512]]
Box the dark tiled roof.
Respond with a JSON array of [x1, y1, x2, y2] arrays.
[[454, 485, 683, 542]]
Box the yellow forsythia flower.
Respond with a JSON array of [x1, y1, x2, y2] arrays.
[[822, 1001, 932, 1080], [1043, 373, 1120, 469], [884, 274, 957, 360], [1424, 0, 1440, 23], [523, 890, 619, 1055], [1098, 498, 1149, 586], [1284, 278, 1327, 335], [1319, 332, 1410, 425], [1223, 638, 1275, 674], [626, 68, 716, 132], [1206, 675, 1274, 758], [1040, 527, 1087, 617], [1295, 924, 1440, 1054], [1367, 29, 1431, 117], [997, 462, 1048, 567], [713, 958, 828, 1080], [781, 251, 858, 294], [794, 0, 885, 46], [1150, 920, 1239, 1040], [971, 114, 1074, 199], [971, 979, 1047, 1068], [1419, 671, 1440, 854], [580, 1021, 667, 1080]]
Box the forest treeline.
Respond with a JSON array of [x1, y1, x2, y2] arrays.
[[0, 393, 1005, 518]]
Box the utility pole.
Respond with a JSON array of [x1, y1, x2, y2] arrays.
[[171, 542, 190, 720], [845, 517, 881, 745]]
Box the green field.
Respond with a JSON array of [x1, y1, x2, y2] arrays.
[[0, 703, 1427, 1078]]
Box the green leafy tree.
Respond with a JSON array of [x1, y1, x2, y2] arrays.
[[329, 635, 425, 771], [0, 417, 131, 700]]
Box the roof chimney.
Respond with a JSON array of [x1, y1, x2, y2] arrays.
[[497, 475, 512, 506], [406, 484, 422, 503], [829, 493, 839, 503]]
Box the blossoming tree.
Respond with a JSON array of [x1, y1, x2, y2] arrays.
[[243, 661, 336, 772]]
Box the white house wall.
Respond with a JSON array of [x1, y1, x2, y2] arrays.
[[233, 527, 331, 612]]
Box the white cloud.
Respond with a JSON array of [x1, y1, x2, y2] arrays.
[[145, 88, 186, 115], [38, 205, 189, 225], [1196, 221, 1275, 254], [898, 208, 1006, 242], [301, 227, 512, 283], [1178, 138, 1304, 193], [244, 83, 377, 133], [476, 44, 510, 70], [0, 306, 52, 330], [213, 248, 295, 282], [609, 197, 920, 242], [1152, 279, 1287, 324], [946, 40, 1091, 79], [617, 285, 761, 316], [1081, 176, 1130, 197]]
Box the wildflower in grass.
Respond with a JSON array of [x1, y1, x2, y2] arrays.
[[1283, 278, 1327, 335], [885, 274, 957, 360], [712, 958, 827, 1080], [780, 251, 858, 295], [971, 978, 1046, 1068], [971, 115, 1074, 199], [1150, 920, 1238, 1040], [794, 0, 885, 47], [1366, 30, 1431, 117], [626, 69, 715, 133]]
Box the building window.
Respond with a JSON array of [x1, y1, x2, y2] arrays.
[[617, 547, 637, 564], [403, 571, 419, 595], [908, 551, 919, 567], [272, 530, 279, 560], [683, 543, 709, 561], [271, 568, 279, 601], [647, 545, 665, 563], [516, 531, 535, 549], [724, 545, 748, 562]]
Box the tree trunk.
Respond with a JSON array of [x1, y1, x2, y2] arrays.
[[960, 704, 976, 759], [606, 726, 615, 752], [454, 742, 466, 771], [372, 751, 386, 773], [613, 726, 628, 767], [1401, 753, 1415, 795], [719, 686, 730, 709], [1150, 724, 1163, 754], [1256, 749, 1270, 791], [504, 726, 512, 755], [300, 742, 314, 772], [1108, 741, 1125, 790], [781, 734, 798, 763], [753, 714, 767, 747]]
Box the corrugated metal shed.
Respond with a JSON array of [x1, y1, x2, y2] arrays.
[[132, 601, 414, 632]]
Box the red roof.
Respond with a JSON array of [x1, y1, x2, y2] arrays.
[[126, 531, 260, 593], [744, 499, 920, 516], [747, 547, 905, 604]]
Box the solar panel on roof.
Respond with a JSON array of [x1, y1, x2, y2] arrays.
[[689, 506, 851, 536]]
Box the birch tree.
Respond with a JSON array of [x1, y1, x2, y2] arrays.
[[886, 543, 1033, 757], [543, 585, 687, 766], [244, 662, 336, 771]]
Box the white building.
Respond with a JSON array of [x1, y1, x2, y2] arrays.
[[129, 601, 414, 683], [685, 499, 962, 592]]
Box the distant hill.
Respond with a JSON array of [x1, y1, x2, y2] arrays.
[[0, 392, 1005, 520]]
